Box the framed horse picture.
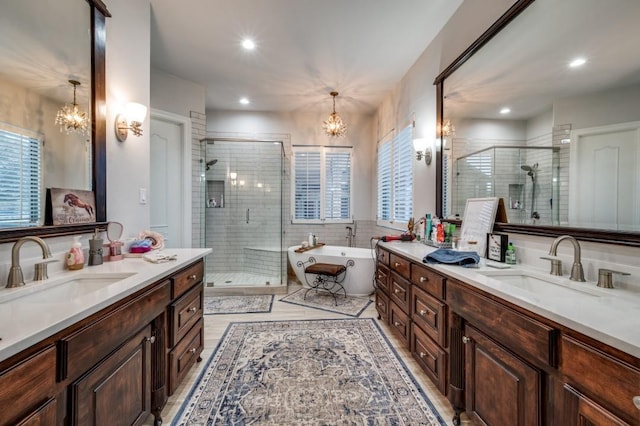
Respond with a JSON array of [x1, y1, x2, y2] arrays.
[[45, 188, 97, 226]]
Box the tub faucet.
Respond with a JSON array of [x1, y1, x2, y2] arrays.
[[548, 235, 585, 282], [346, 226, 354, 247], [6, 236, 53, 288]]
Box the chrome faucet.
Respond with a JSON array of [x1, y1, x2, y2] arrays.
[[548, 235, 585, 282], [6, 236, 53, 288]]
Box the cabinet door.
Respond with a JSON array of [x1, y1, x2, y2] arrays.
[[562, 384, 631, 426], [464, 325, 541, 426], [15, 398, 57, 426], [71, 326, 153, 426]]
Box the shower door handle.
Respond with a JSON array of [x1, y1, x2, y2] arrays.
[[246, 208, 250, 224]]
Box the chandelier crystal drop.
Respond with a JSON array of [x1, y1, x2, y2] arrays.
[[322, 91, 346, 137], [55, 80, 89, 135]]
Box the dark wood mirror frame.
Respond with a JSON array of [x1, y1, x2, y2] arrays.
[[433, 0, 640, 247], [0, 0, 111, 244]]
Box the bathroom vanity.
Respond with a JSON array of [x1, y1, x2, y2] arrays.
[[375, 241, 640, 426], [0, 249, 210, 426]]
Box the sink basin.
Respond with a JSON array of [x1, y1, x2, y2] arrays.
[[0, 272, 137, 304], [478, 270, 608, 299]]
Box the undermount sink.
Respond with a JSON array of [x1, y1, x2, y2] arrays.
[[478, 269, 608, 299], [0, 272, 137, 304]]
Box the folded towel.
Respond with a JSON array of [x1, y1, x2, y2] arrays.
[[143, 252, 178, 263], [423, 249, 480, 267]]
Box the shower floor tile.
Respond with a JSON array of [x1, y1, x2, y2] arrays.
[[206, 272, 282, 288]]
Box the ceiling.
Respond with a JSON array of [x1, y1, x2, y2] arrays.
[[149, 0, 463, 114]]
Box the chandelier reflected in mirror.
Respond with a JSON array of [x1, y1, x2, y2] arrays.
[[55, 80, 89, 135], [322, 91, 346, 137]]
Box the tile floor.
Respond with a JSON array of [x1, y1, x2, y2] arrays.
[[146, 283, 469, 425]]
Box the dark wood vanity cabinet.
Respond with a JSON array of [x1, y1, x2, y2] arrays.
[[0, 258, 206, 426]]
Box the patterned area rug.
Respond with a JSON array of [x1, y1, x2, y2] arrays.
[[203, 295, 274, 315], [279, 288, 372, 317], [172, 319, 446, 425]]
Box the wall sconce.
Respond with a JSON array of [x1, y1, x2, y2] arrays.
[[115, 102, 147, 142], [412, 138, 432, 164], [229, 172, 237, 185]]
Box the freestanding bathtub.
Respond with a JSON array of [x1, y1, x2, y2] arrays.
[[287, 245, 375, 296]]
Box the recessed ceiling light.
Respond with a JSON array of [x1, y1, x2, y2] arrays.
[[241, 39, 255, 50], [569, 57, 586, 68], [239, 97, 250, 105], [500, 107, 511, 114]]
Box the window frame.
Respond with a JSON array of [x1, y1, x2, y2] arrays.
[[376, 124, 414, 230], [291, 145, 353, 224]]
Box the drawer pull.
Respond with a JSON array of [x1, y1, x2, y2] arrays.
[[462, 336, 471, 344], [420, 276, 428, 283], [188, 306, 197, 313], [394, 321, 401, 327], [377, 302, 384, 306], [189, 274, 197, 280], [633, 396, 640, 410], [419, 309, 427, 316], [394, 287, 405, 294], [146, 336, 156, 344], [394, 262, 400, 267], [189, 348, 197, 354], [419, 352, 426, 358]]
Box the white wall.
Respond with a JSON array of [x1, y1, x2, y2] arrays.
[[151, 68, 206, 117]]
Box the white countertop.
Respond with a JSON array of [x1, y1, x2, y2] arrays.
[[380, 241, 640, 359], [0, 248, 211, 362]]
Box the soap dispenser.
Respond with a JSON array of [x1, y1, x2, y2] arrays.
[[66, 236, 85, 270], [88, 229, 104, 266]]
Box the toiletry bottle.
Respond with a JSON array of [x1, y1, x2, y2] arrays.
[[66, 236, 85, 270], [308, 233, 314, 246], [425, 213, 432, 242], [505, 242, 517, 264]]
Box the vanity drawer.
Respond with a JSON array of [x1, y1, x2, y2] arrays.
[[410, 263, 444, 299], [169, 318, 203, 395], [172, 260, 204, 299], [447, 279, 556, 367], [560, 335, 640, 424], [411, 323, 447, 395], [389, 302, 411, 347], [389, 253, 411, 279], [0, 346, 56, 426], [389, 271, 411, 315], [375, 263, 390, 295], [377, 247, 390, 265], [170, 284, 203, 347], [59, 280, 171, 381], [375, 289, 389, 322], [412, 286, 447, 348]]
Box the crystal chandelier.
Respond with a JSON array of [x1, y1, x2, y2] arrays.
[[55, 80, 89, 135], [322, 91, 346, 137]]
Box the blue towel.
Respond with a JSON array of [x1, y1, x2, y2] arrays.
[[423, 249, 480, 267]]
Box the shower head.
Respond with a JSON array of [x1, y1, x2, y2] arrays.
[[205, 159, 218, 170], [520, 163, 538, 176]]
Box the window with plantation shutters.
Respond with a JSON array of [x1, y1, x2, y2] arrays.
[[0, 126, 42, 228], [292, 146, 352, 223], [377, 125, 413, 228]]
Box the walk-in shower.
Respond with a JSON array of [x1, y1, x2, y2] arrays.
[[452, 146, 559, 224], [200, 138, 285, 291]]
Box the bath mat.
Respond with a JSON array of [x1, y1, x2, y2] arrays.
[[279, 288, 372, 317], [203, 295, 273, 315], [172, 318, 447, 426]]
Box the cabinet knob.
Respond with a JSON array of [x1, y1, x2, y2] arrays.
[[419, 352, 426, 358], [377, 302, 383, 306], [633, 396, 640, 410], [146, 336, 156, 344], [189, 348, 197, 354], [394, 321, 401, 327], [188, 306, 197, 313], [462, 336, 471, 344], [394, 287, 405, 294], [189, 274, 197, 280], [394, 262, 400, 267], [419, 309, 427, 316], [420, 276, 427, 283]]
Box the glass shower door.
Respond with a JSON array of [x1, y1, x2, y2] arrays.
[[202, 140, 284, 288]]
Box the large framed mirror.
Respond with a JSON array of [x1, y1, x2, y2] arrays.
[[0, 0, 110, 243], [435, 0, 640, 246]]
